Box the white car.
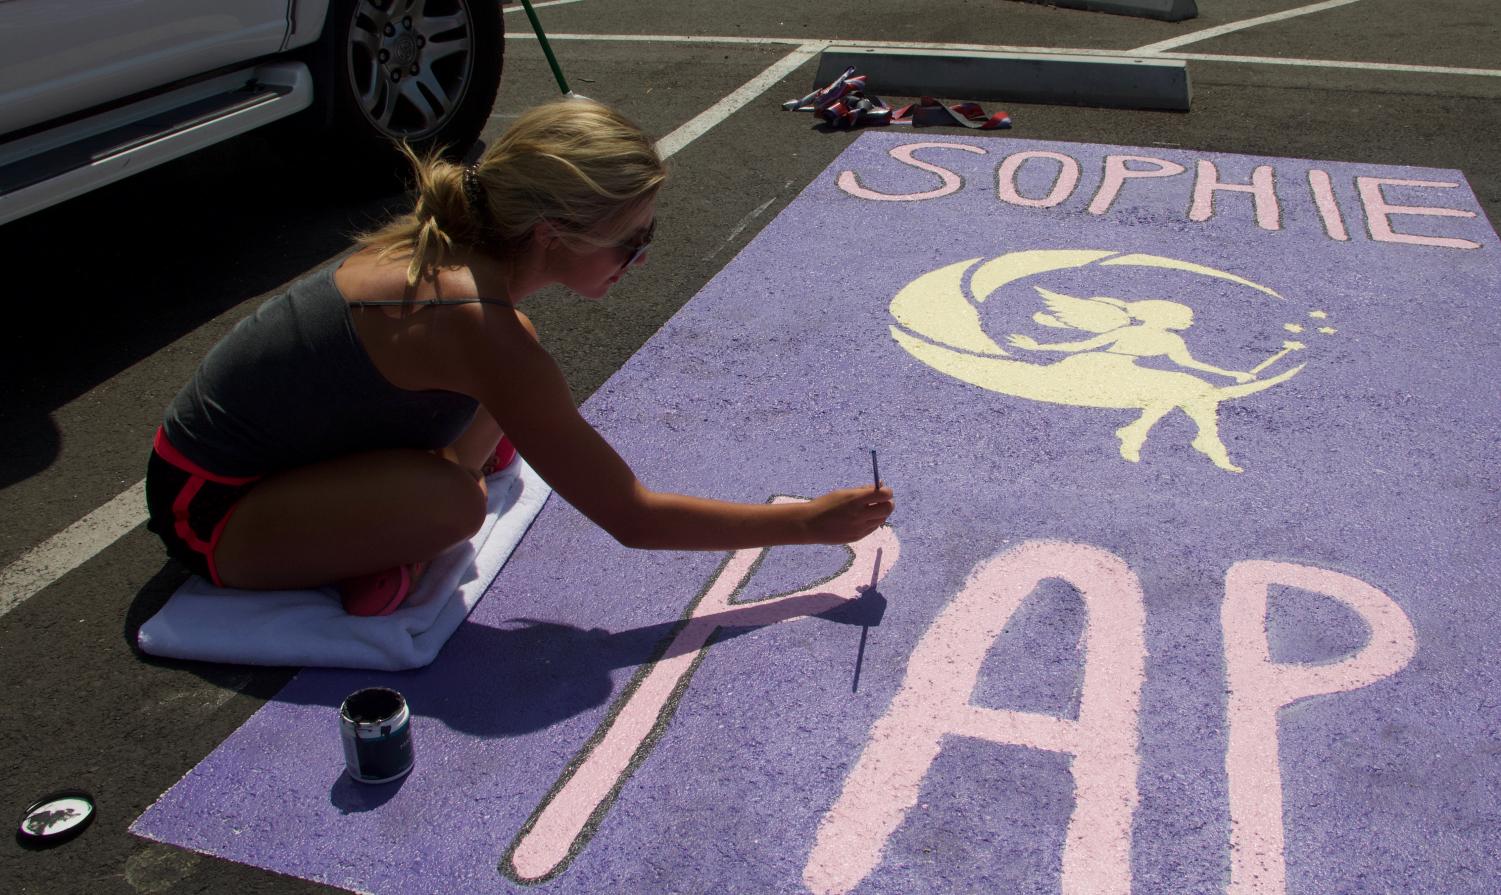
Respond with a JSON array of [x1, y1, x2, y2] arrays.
[[0, 0, 505, 225]]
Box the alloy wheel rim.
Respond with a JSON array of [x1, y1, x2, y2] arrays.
[[346, 0, 476, 139]]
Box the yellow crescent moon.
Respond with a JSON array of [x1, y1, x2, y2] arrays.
[[889, 250, 1300, 409], [889, 250, 1120, 356], [1100, 253, 1282, 298]]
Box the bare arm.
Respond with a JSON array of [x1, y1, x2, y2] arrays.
[[1007, 332, 1118, 353], [1164, 344, 1252, 381], [451, 309, 893, 550]]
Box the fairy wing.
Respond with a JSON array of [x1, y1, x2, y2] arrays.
[[1031, 288, 1130, 333]]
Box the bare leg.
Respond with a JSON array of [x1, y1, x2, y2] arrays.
[[1183, 401, 1243, 473], [1115, 404, 1174, 463], [213, 449, 488, 590], [448, 406, 504, 475]]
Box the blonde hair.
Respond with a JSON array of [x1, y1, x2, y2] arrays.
[[359, 99, 666, 286]]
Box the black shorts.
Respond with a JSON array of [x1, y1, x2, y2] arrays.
[[145, 428, 260, 586]]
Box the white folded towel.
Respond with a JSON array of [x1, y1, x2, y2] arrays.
[[136, 459, 551, 670]]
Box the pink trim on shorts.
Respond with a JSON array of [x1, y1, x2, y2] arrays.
[[154, 427, 259, 586], [203, 504, 245, 588], [153, 428, 258, 485]]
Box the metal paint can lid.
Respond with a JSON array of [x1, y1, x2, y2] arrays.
[[16, 790, 95, 848]]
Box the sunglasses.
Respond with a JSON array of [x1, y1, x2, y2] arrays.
[[618, 219, 655, 271]]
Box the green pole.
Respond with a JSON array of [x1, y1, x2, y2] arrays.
[[516, 0, 575, 96]]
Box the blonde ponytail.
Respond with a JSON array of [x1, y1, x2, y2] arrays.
[[358, 99, 667, 286], [357, 143, 482, 286]]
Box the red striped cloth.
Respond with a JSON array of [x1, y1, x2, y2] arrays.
[[784, 67, 1011, 130]]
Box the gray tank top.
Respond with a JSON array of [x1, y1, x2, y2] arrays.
[[163, 265, 484, 477]]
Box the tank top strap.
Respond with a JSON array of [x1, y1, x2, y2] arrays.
[[345, 297, 514, 309]]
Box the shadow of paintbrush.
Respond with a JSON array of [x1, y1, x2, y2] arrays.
[[814, 547, 887, 692]]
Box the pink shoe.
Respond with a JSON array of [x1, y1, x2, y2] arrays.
[[482, 435, 517, 476], [339, 562, 426, 617]]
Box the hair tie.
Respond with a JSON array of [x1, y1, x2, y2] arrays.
[[462, 165, 487, 220]]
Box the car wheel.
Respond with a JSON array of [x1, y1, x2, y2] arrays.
[[325, 0, 503, 161]]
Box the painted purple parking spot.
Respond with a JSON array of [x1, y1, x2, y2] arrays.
[[134, 133, 1501, 894]]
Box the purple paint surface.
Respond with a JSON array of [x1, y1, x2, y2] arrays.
[[134, 134, 1501, 894]]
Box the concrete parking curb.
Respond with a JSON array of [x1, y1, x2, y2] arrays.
[[813, 46, 1192, 112], [1022, 0, 1198, 22]]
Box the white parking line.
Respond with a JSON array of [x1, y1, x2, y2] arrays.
[[513, 32, 1115, 52], [655, 42, 826, 160], [1165, 51, 1501, 79], [1131, 0, 1367, 54], [517, 33, 808, 46], [0, 480, 147, 618], [502, 0, 587, 13], [509, 31, 1501, 79], [704, 196, 777, 261]]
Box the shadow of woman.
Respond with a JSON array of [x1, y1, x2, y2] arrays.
[[124, 566, 891, 741], [282, 581, 890, 737]]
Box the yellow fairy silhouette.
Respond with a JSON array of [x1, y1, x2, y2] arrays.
[[1006, 288, 1302, 473]]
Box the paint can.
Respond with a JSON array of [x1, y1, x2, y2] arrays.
[[338, 687, 415, 784]]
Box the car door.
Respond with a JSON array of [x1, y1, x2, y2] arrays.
[[0, 0, 289, 134]]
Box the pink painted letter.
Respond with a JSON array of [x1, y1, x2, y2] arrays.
[[1191, 160, 1281, 231], [1222, 561, 1417, 895], [1088, 154, 1186, 216], [506, 500, 899, 883], [804, 541, 1146, 895], [838, 141, 987, 201], [997, 150, 1081, 208], [1307, 169, 1349, 241], [1357, 176, 1480, 249]]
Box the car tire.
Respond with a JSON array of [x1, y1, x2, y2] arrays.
[[319, 0, 504, 165]]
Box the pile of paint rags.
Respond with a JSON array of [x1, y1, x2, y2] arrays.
[[783, 67, 1011, 130]]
